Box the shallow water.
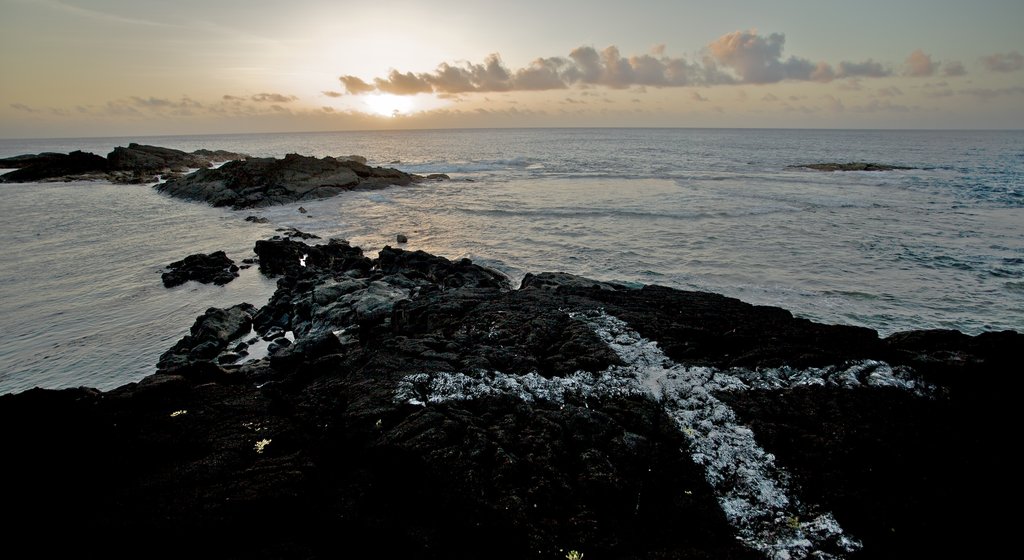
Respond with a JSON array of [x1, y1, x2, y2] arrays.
[[1, 128, 1021, 393]]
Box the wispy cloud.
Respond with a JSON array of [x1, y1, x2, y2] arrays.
[[337, 30, 900, 96], [836, 60, 890, 78], [250, 93, 298, 103], [943, 61, 967, 77], [960, 86, 1024, 100], [981, 51, 1023, 73]]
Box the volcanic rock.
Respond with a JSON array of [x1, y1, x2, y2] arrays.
[[161, 250, 239, 288], [156, 153, 422, 209], [790, 162, 916, 171], [0, 143, 247, 184], [0, 150, 109, 182], [0, 238, 1018, 559]]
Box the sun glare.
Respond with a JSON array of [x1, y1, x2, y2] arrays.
[[363, 93, 415, 117]]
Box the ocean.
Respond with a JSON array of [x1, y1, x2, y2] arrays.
[[1, 128, 1021, 394]]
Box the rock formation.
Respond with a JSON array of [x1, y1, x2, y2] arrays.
[[155, 153, 427, 209], [0, 238, 1017, 558], [789, 162, 916, 171], [0, 143, 247, 184], [161, 250, 239, 288]]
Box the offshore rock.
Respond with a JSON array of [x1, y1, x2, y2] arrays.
[[0, 239, 1019, 559], [161, 250, 239, 288], [790, 162, 916, 171], [0, 150, 109, 182], [156, 153, 424, 209], [0, 143, 247, 184]]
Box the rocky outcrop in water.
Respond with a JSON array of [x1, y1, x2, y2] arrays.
[[0, 150, 110, 181], [155, 153, 426, 209], [790, 162, 916, 171], [161, 250, 239, 288], [0, 238, 1017, 558], [0, 143, 248, 184]]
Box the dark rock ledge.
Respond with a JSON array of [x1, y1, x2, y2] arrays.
[[789, 162, 917, 171], [155, 153, 449, 209], [161, 250, 239, 288], [0, 143, 248, 184], [0, 238, 1017, 559]]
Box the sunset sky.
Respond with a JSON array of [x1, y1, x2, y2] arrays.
[[1, 0, 1022, 138]]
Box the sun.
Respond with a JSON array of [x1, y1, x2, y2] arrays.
[[363, 93, 415, 117]]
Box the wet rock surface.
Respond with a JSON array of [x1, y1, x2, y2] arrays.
[[789, 162, 916, 171], [161, 250, 239, 288], [0, 143, 247, 184], [0, 238, 1018, 558], [155, 153, 434, 209]]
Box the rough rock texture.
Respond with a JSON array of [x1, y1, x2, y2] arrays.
[[789, 162, 916, 171], [161, 250, 239, 288], [0, 239, 1018, 559], [156, 153, 426, 209], [0, 150, 109, 181], [0, 143, 247, 184]]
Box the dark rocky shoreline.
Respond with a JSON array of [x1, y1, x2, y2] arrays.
[[1, 233, 1017, 559], [1, 144, 448, 209], [0, 143, 248, 183]]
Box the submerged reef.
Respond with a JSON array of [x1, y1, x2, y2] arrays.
[[0, 237, 1017, 558]]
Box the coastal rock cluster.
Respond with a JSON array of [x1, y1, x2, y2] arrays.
[[0, 143, 247, 183], [155, 153, 448, 209], [0, 235, 1017, 558], [161, 250, 239, 288], [2, 144, 450, 209]]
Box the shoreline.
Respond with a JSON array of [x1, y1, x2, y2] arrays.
[[1, 232, 1018, 557]]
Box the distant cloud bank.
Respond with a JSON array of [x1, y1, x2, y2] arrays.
[[331, 30, 987, 97]]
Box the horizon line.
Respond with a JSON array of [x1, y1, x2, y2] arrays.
[[2, 125, 1022, 143]]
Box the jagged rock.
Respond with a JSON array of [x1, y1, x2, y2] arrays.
[[0, 151, 109, 182], [161, 251, 238, 288], [245, 216, 270, 224], [396, 233, 408, 244], [156, 153, 423, 209], [1, 238, 1019, 559], [107, 143, 246, 174], [274, 227, 320, 240], [790, 162, 916, 171], [0, 144, 246, 184], [156, 303, 256, 370]]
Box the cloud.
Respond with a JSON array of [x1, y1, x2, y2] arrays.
[[905, 50, 938, 77], [251, 93, 297, 103], [374, 70, 434, 95], [321, 91, 344, 98], [333, 30, 922, 97], [690, 91, 709, 102], [836, 60, 890, 78], [960, 86, 1024, 100], [981, 51, 1024, 72], [10, 103, 37, 113], [339, 76, 375, 94], [706, 30, 829, 83], [822, 95, 845, 112], [943, 61, 967, 77], [223, 95, 245, 101], [876, 86, 903, 97], [854, 99, 911, 113]]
